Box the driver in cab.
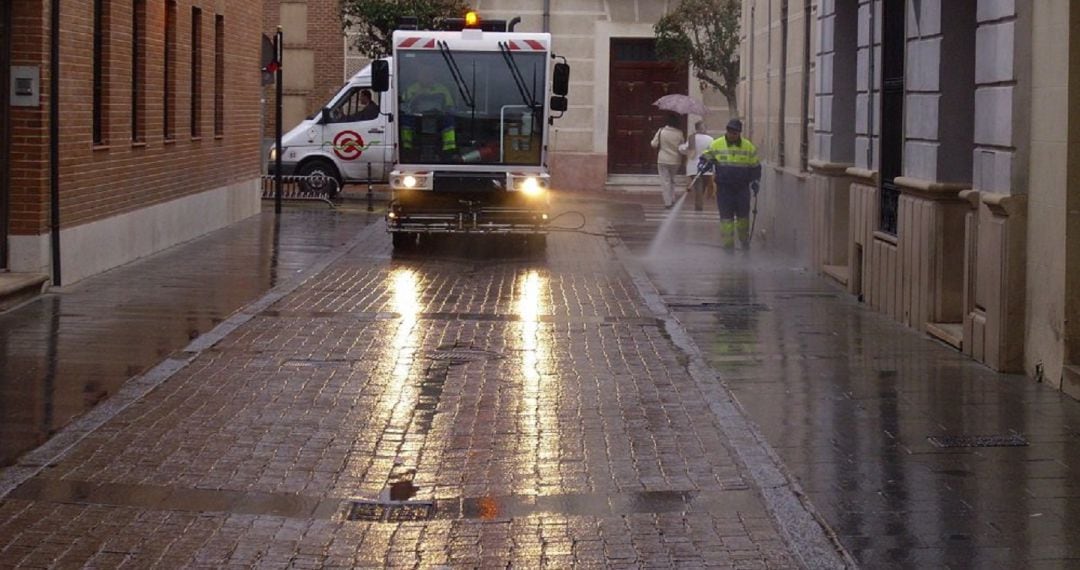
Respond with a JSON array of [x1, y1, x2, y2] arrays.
[[400, 61, 458, 157]]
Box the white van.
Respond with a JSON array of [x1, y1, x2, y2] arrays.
[[270, 60, 394, 195]]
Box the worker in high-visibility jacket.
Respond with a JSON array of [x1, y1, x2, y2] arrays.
[[700, 118, 761, 250], [400, 70, 458, 157]]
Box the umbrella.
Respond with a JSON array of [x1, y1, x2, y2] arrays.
[[653, 94, 707, 116]]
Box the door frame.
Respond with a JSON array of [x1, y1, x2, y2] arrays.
[[606, 37, 688, 175]]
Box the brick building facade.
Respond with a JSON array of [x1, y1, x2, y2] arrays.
[[263, 0, 351, 140], [1, 0, 263, 285]]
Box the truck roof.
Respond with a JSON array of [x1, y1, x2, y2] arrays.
[[391, 30, 552, 53]]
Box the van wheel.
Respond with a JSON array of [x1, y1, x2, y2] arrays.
[[297, 160, 343, 198], [392, 232, 416, 249]]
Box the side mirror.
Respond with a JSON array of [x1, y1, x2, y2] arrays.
[[552, 62, 569, 96], [318, 107, 331, 124], [550, 96, 567, 113], [371, 60, 390, 92]]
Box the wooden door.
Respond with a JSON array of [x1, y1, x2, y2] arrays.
[[607, 39, 686, 175]]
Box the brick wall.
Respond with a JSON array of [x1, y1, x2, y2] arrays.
[[8, 0, 263, 235], [307, 0, 344, 110], [9, 1, 49, 235]]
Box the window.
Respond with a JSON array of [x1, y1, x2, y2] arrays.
[[879, 0, 906, 235], [131, 0, 145, 142], [191, 6, 202, 137], [327, 87, 380, 123], [396, 51, 547, 166], [93, 0, 109, 144], [164, 0, 176, 139], [214, 15, 224, 136]]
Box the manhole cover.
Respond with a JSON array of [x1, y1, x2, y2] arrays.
[[927, 434, 1029, 448], [424, 346, 503, 365], [345, 500, 435, 522]]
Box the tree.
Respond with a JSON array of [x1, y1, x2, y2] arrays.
[[654, 0, 741, 117], [341, 0, 471, 59]]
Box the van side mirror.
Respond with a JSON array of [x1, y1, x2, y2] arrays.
[[552, 62, 569, 96], [550, 96, 567, 113], [371, 60, 390, 92], [318, 107, 331, 124]]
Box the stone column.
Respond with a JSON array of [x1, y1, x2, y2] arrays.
[[962, 0, 1031, 372]]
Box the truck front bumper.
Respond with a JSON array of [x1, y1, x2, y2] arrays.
[[387, 207, 549, 234], [386, 191, 549, 234]]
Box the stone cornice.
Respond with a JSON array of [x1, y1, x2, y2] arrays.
[[981, 192, 1027, 217], [844, 167, 878, 183], [893, 177, 969, 201], [958, 189, 981, 209], [808, 160, 855, 176]]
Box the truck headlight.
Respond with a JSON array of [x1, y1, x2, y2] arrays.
[[268, 147, 277, 161], [403, 175, 418, 188], [520, 176, 543, 197]]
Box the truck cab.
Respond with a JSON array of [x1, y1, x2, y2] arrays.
[[377, 13, 569, 249], [271, 62, 395, 196]]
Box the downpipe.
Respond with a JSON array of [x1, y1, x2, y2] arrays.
[[49, 0, 61, 285]]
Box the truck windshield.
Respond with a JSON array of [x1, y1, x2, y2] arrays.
[[397, 50, 546, 166]]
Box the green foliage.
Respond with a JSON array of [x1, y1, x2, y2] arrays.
[[654, 0, 741, 115], [341, 0, 471, 59]]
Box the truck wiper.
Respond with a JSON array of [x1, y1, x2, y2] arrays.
[[436, 41, 475, 109], [498, 42, 538, 110]]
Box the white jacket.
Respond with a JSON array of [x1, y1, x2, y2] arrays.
[[651, 126, 685, 166], [679, 133, 715, 176]]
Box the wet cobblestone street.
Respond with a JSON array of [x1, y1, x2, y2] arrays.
[[2, 193, 1079, 568], [0, 200, 815, 568]]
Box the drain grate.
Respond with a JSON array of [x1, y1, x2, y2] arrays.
[[345, 500, 436, 522], [424, 345, 503, 365], [386, 503, 435, 522], [927, 434, 1029, 448], [345, 501, 388, 521]]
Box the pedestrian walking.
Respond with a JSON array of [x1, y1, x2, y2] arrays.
[[701, 118, 761, 250], [679, 121, 715, 211], [651, 113, 685, 208]]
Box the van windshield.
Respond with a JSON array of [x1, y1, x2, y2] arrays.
[[396, 50, 546, 166]]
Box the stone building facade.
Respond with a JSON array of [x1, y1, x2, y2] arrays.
[[746, 0, 1080, 397], [1, 0, 264, 285]]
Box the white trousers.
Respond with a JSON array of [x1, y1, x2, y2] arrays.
[[658, 163, 679, 207]]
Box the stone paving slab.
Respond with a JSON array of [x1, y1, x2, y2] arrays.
[[0, 202, 814, 568]]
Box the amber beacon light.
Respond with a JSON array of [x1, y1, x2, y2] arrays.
[[464, 11, 480, 28]]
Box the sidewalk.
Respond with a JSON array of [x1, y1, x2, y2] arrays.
[[611, 200, 1080, 569], [0, 205, 378, 468]]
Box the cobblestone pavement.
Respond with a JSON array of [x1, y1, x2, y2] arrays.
[[611, 198, 1080, 569], [0, 198, 833, 568]]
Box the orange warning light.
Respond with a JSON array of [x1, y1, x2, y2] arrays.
[[464, 11, 480, 28]]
